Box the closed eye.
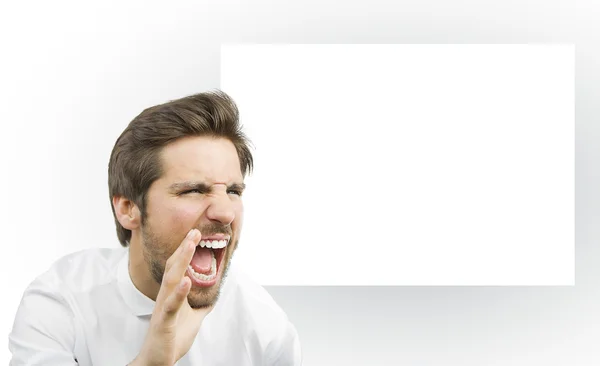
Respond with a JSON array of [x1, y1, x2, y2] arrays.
[[181, 189, 205, 195], [172, 182, 245, 197], [180, 189, 242, 196]]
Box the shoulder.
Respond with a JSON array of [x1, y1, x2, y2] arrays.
[[14, 247, 126, 316], [38, 247, 126, 292], [9, 248, 125, 364], [14, 247, 126, 323]]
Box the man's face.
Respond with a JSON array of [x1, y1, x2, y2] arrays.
[[140, 135, 244, 309]]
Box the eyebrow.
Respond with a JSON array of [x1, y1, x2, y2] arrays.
[[168, 181, 246, 193]]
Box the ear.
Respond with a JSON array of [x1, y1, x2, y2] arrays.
[[112, 196, 142, 231]]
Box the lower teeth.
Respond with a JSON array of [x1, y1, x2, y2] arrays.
[[188, 254, 217, 281]]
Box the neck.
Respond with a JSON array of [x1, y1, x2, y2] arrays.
[[128, 232, 161, 302]]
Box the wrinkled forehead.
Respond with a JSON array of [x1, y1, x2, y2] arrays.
[[158, 136, 243, 183]]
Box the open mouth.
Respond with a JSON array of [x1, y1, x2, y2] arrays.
[[186, 237, 229, 287]]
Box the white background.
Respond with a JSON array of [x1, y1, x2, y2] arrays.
[[223, 44, 574, 286], [1, 0, 594, 365]]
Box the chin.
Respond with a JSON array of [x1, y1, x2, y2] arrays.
[[187, 286, 221, 309]]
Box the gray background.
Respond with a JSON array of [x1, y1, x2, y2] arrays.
[[1, 0, 597, 365]]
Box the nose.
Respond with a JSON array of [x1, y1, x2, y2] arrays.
[[205, 190, 235, 225]]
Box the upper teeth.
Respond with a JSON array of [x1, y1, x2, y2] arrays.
[[199, 239, 228, 249]]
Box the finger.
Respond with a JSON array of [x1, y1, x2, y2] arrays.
[[164, 229, 195, 272], [172, 229, 200, 278], [162, 276, 192, 316], [156, 230, 199, 308], [161, 229, 200, 299], [165, 229, 200, 273]]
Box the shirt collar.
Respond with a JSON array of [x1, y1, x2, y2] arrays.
[[116, 250, 156, 317]]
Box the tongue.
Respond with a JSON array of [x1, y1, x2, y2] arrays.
[[191, 247, 213, 275]]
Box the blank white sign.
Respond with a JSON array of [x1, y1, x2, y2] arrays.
[[221, 44, 574, 286]]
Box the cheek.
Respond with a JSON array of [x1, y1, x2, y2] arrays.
[[234, 202, 244, 230], [164, 203, 204, 233], [174, 205, 202, 223]]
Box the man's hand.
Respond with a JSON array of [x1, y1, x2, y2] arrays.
[[130, 229, 214, 366]]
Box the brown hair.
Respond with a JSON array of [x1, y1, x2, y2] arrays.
[[108, 90, 253, 247]]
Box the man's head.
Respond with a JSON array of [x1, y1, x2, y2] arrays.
[[108, 91, 253, 308]]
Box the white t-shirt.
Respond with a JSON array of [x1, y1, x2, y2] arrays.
[[9, 247, 302, 366]]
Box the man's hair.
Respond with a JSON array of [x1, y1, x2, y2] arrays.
[[108, 90, 253, 247]]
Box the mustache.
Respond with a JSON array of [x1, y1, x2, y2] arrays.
[[196, 222, 232, 237]]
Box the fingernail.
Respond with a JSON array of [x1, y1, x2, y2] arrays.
[[187, 229, 195, 239]]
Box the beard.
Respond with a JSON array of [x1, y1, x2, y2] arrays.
[[141, 222, 237, 309]]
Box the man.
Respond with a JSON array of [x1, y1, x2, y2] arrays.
[[9, 91, 302, 365]]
